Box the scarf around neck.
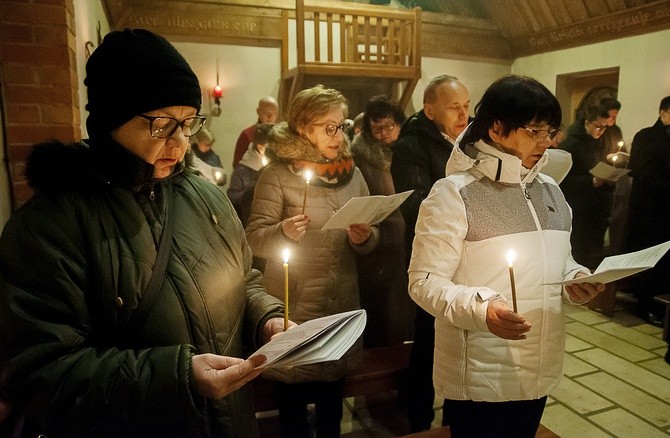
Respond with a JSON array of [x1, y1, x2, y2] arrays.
[[290, 157, 355, 187]]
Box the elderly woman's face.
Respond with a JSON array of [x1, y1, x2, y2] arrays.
[[111, 106, 198, 179], [301, 106, 346, 160]]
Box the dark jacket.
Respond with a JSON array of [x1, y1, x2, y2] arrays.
[[390, 110, 456, 254], [625, 118, 670, 252], [0, 138, 283, 437], [351, 133, 413, 346], [559, 121, 614, 224], [559, 120, 615, 266]]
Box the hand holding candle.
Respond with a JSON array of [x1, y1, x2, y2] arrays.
[[282, 248, 290, 331], [506, 250, 518, 313], [301, 170, 313, 215]]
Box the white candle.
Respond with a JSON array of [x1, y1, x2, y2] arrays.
[[301, 170, 313, 215], [282, 248, 290, 331], [506, 250, 518, 313]]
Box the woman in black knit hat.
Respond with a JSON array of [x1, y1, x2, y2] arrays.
[[0, 28, 290, 437]]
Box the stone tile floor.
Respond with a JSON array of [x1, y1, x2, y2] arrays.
[[258, 293, 670, 437]]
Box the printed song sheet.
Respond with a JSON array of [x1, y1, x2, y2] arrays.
[[321, 190, 413, 230], [589, 161, 631, 181], [545, 240, 670, 286], [250, 309, 366, 369]]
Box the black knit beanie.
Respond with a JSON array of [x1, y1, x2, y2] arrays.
[[85, 28, 202, 139]]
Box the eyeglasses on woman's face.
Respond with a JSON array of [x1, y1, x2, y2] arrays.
[[139, 114, 206, 138], [523, 126, 561, 141], [371, 121, 396, 136], [311, 122, 347, 137], [587, 121, 608, 132]]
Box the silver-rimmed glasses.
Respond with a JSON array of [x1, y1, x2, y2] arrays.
[[523, 126, 561, 141], [139, 114, 206, 138]]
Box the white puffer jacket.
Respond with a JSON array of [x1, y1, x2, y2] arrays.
[[408, 139, 588, 402]]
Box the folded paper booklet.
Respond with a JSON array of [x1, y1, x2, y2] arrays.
[[589, 161, 631, 181], [321, 190, 413, 230], [250, 309, 366, 369], [545, 240, 670, 286]]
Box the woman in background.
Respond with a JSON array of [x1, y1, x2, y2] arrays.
[[351, 95, 412, 347]]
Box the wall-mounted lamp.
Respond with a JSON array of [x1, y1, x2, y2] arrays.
[[211, 60, 223, 117]]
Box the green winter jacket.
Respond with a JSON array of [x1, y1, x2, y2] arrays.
[[0, 137, 283, 437]]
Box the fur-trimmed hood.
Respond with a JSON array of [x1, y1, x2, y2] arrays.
[[267, 121, 351, 163], [350, 132, 393, 171]]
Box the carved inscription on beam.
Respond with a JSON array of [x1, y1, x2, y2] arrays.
[[510, 2, 670, 56], [119, 7, 284, 47]]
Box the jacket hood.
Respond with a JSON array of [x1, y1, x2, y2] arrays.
[[267, 121, 351, 163], [447, 135, 548, 185], [238, 143, 265, 171], [25, 137, 184, 195]]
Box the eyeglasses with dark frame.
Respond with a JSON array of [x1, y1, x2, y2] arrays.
[[311, 122, 347, 137], [371, 122, 396, 136], [523, 126, 561, 141], [139, 114, 207, 138], [587, 121, 608, 132]]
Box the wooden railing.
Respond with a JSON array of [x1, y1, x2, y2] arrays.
[[280, 1, 421, 110]]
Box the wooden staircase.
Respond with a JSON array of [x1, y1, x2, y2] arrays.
[[279, 0, 421, 113]]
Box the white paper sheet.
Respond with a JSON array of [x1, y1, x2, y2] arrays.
[[589, 161, 631, 181], [320, 190, 413, 230], [250, 309, 366, 369], [544, 240, 670, 285]]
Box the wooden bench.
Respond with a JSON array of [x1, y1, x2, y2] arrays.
[[253, 343, 412, 413]]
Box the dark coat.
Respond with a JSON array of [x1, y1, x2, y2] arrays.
[[390, 110, 456, 255], [351, 133, 413, 346], [559, 120, 614, 266], [625, 118, 670, 251], [0, 138, 283, 437]]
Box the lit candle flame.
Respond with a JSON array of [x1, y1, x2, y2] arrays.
[[282, 248, 290, 264], [261, 156, 268, 167], [612, 154, 618, 163], [506, 249, 516, 267], [617, 140, 624, 151], [305, 170, 313, 183]]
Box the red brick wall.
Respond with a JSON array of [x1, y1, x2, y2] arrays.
[[0, 0, 79, 208]]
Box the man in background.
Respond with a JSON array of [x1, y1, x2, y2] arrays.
[[625, 96, 670, 328], [232, 96, 279, 166], [391, 74, 470, 432]]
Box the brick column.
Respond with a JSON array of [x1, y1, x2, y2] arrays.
[[0, 0, 79, 208]]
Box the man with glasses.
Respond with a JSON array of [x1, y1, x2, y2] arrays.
[[559, 105, 614, 268], [0, 29, 287, 437], [390, 74, 470, 432]]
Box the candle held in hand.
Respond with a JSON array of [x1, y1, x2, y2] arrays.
[[282, 248, 290, 331], [506, 250, 518, 313], [301, 170, 313, 215]]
